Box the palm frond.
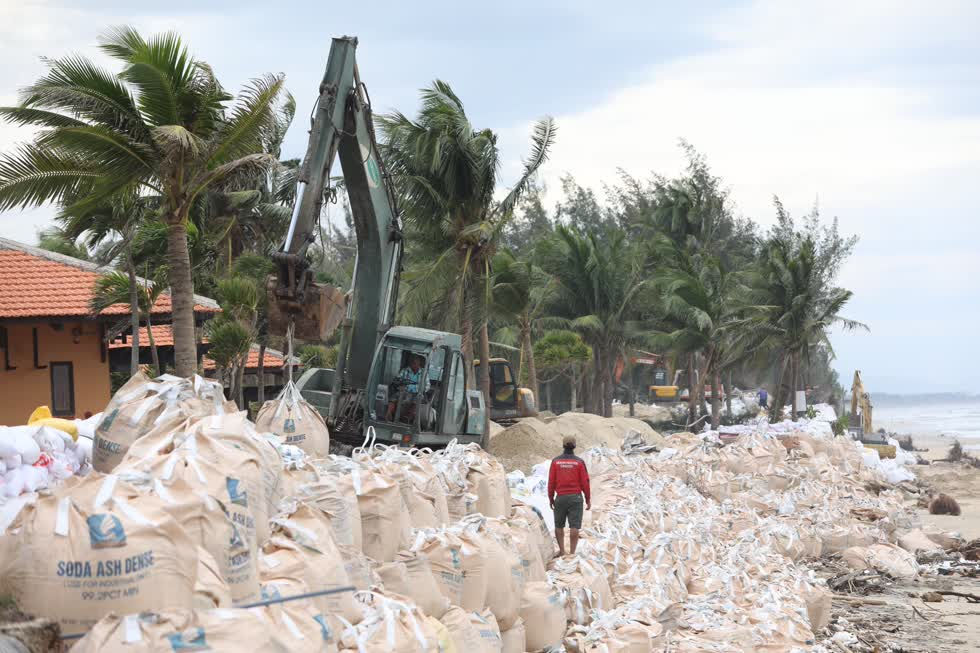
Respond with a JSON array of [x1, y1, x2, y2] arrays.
[[208, 74, 285, 167], [0, 146, 102, 211]]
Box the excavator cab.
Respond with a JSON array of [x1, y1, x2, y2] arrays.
[[297, 326, 486, 448], [474, 358, 538, 423]]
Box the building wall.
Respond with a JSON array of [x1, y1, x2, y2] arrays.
[[0, 321, 110, 425]]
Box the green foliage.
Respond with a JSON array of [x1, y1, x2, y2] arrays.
[[831, 414, 849, 437], [0, 27, 289, 374], [379, 80, 556, 333], [36, 227, 90, 260], [216, 276, 259, 323], [90, 270, 163, 314], [534, 330, 591, 373], [230, 253, 275, 284], [298, 344, 337, 369], [205, 320, 252, 369], [110, 371, 131, 394]]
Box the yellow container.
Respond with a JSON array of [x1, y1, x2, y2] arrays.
[[863, 443, 896, 459], [28, 405, 79, 440], [650, 386, 678, 399]]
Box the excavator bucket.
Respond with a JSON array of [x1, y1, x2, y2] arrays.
[[266, 277, 348, 343]]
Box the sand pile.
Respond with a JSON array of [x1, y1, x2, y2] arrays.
[[488, 414, 666, 473], [611, 402, 674, 422], [550, 412, 662, 450], [487, 418, 562, 473], [487, 420, 505, 441]]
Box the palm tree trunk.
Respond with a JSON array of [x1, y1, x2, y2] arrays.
[[695, 352, 711, 423], [126, 251, 140, 377], [604, 354, 615, 417], [591, 347, 603, 415], [726, 369, 733, 417], [580, 367, 589, 413], [686, 353, 697, 425], [461, 312, 475, 388], [479, 322, 491, 409], [790, 350, 801, 416], [711, 368, 722, 429], [569, 372, 577, 413], [236, 361, 246, 410], [146, 313, 160, 375], [166, 220, 198, 377], [522, 323, 540, 406], [627, 359, 636, 417], [770, 353, 789, 423], [257, 343, 266, 407]]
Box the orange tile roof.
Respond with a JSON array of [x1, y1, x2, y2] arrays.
[[0, 238, 220, 320], [203, 345, 287, 371], [107, 324, 210, 349]]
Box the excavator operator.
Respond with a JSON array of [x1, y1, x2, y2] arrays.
[[386, 354, 424, 423]]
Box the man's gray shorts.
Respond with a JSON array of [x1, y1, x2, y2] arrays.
[[553, 493, 584, 529]]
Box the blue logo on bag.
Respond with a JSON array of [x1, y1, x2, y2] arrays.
[[450, 548, 461, 569], [87, 514, 126, 549], [167, 628, 208, 651], [313, 614, 332, 641], [229, 524, 245, 550], [283, 418, 296, 433], [226, 477, 248, 507], [98, 408, 119, 432], [261, 585, 281, 601]]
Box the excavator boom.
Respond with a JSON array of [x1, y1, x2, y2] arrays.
[[269, 36, 402, 387], [268, 37, 486, 446]]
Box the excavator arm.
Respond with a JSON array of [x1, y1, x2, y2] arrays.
[[269, 36, 403, 393]]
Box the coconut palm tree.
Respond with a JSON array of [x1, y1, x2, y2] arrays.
[[378, 80, 555, 402], [91, 269, 166, 374], [36, 226, 91, 260], [537, 225, 653, 416], [489, 250, 563, 403], [751, 233, 866, 421], [0, 27, 287, 376], [59, 193, 158, 376], [207, 276, 260, 406], [652, 239, 750, 428]]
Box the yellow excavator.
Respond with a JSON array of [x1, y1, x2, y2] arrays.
[[849, 371, 895, 459], [473, 358, 538, 423]]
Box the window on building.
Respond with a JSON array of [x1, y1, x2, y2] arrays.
[[0, 326, 11, 370], [50, 362, 75, 417]]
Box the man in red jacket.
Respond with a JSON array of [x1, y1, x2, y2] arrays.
[[548, 434, 591, 556]]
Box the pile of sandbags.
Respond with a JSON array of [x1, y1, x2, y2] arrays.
[[504, 412, 921, 650], [92, 373, 227, 472], [2, 367, 929, 652]]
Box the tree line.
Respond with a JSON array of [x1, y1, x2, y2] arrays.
[[0, 29, 864, 426]]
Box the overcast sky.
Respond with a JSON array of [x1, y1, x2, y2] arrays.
[[2, 1, 978, 393]]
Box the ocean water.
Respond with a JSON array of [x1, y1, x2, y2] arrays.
[[875, 400, 980, 442]]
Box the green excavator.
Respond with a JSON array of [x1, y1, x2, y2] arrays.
[[268, 36, 488, 447]]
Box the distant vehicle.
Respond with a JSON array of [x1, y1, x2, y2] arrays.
[[614, 354, 724, 404], [473, 358, 538, 423]]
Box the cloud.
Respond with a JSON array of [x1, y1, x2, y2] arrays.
[[503, 0, 980, 392]]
